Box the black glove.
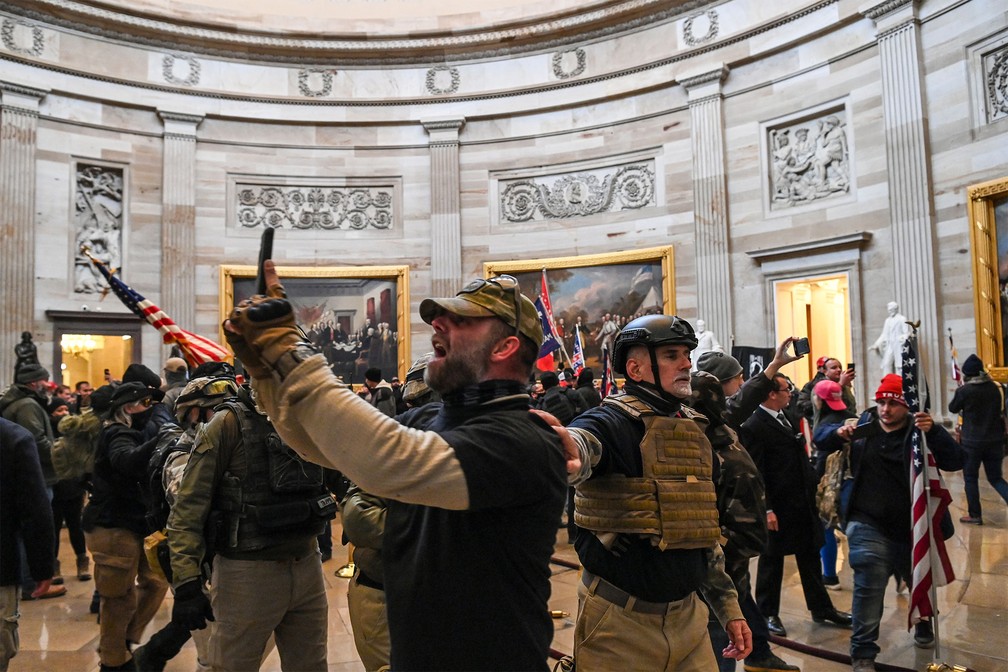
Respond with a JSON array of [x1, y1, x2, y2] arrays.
[[172, 580, 213, 631]]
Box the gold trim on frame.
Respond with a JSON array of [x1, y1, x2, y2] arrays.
[[967, 177, 1008, 382], [219, 264, 411, 381], [483, 246, 677, 315]]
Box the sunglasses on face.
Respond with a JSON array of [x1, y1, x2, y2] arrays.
[[131, 397, 153, 408], [458, 274, 522, 337]]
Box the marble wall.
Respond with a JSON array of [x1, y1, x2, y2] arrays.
[[1, 0, 1005, 413]]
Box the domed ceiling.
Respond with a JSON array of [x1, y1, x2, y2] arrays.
[[4, 0, 714, 63]]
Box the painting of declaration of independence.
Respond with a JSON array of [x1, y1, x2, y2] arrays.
[[222, 266, 409, 384], [486, 247, 673, 373]]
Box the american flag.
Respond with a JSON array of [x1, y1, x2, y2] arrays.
[[904, 332, 955, 627], [599, 345, 614, 398], [571, 325, 585, 376], [84, 250, 231, 368]]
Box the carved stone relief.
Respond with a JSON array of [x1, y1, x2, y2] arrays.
[[425, 65, 460, 95], [162, 54, 201, 86], [552, 48, 586, 79], [299, 68, 335, 97], [768, 111, 851, 210], [74, 164, 124, 295], [1, 18, 44, 56], [683, 10, 718, 47], [499, 162, 655, 222], [985, 45, 1008, 123], [236, 184, 393, 230]]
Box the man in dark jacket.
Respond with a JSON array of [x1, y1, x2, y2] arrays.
[[574, 368, 602, 410], [739, 373, 850, 638], [817, 374, 963, 670], [1, 418, 57, 671], [537, 371, 586, 426], [949, 354, 1008, 524]]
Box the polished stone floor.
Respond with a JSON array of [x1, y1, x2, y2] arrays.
[[10, 467, 1008, 671]]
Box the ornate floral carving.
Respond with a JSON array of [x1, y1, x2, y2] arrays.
[[683, 10, 718, 47], [552, 48, 586, 79], [1, 18, 44, 56], [74, 164, 124, 295], [985, 46, 1008, 122], [162, 54, 201, 87], [298, 68, 334, 97], [768, 111, 851, 209], [425, 65, 460, 95], [236, 185, 393, 230], [500, 163, 655, 222]]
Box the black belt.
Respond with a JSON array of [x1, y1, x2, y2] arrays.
[[581, 571, 679, 615], [355, 569, 385, 592]]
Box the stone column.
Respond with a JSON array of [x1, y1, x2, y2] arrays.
[[0, 83, 47, 381], [159, 111, 203, 337], [864, 0, 942, 402], [422, 118, 465, 298], [681, 66, 732, 340]]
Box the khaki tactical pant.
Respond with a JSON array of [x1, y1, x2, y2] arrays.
[[86, 526, 169, 667], [575, 575, 716, 672], [347, 570, 391, 672], [0, 585, 19, 672], [208, 553, 327, 672]]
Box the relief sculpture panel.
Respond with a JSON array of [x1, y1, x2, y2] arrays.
[[768, 110, 850, 210], [499, 161, 655, 222], [236, 184, 394, 230], [985, 45, 1008, 124], [74, 163, 124, 295]]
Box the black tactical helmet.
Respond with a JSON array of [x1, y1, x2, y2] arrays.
[[612, 314, 698, 375]]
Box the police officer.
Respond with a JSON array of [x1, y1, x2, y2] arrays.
[[167, 384, 336, 672], [565, 315, 752, 671]]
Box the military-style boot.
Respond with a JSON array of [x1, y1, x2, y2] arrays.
[[77, 553, 92, 581], [52, 559, 64, 585]]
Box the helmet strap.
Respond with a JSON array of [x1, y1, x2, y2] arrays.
[[647, 344, 678, 403]]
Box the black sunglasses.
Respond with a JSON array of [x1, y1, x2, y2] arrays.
[[458, 274, 522, 337]]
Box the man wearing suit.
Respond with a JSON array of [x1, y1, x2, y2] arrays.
[[739, 373, 850, 637]]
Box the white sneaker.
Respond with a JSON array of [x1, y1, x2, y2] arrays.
[[851, 659, 876, 672]]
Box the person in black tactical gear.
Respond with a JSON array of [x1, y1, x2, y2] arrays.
[[167, 383, 336, 672], [537, 370, 586, 426], [564, 314, 751, 670]]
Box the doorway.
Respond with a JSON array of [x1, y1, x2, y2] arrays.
[[773, 273, 851, 389], [46, 311, 143, 388]]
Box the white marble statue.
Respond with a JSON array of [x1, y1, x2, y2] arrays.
[[691, 318, 724, 370], [869, 301, 911, 375]]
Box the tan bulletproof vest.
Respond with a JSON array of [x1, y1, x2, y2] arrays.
[[574, 393, 721, 550]]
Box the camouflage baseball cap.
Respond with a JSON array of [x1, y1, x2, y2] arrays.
[[419, 276, 544, 345]]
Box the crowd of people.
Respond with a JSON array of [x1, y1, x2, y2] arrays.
[[1, 271, 1004, 672]]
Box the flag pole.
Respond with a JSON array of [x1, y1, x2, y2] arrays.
[[909, 322, 943, 663]]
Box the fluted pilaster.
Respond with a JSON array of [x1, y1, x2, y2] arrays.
[[159, 111, 203, 338], [865, 0, 942, 402], [422, 118, 465, 298], [0, 83, 46, 383], [682, 66, 732, 339]]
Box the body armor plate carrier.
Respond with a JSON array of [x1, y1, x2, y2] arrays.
[[574, 393, 721, 550], [211, 400, 336, 553]]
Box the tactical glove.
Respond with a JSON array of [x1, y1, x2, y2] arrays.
[[171, 580, 214, 631], [225, 280, 302, 378]]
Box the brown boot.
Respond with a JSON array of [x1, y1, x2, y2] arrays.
[[77, 554, 92, 581]]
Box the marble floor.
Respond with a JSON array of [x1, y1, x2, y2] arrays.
[[10, 467, 1008, 672]]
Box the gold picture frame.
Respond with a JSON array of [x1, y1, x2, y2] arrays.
[[219, 264, 410, 384], [967, 177, 1008, 382], [485, 246, 675, 372]]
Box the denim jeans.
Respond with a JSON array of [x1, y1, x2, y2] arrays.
[[846, 520, 909, 661]]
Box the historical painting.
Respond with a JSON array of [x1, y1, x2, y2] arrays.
[[74, 162, 125, 295], [485, 246, 675, 372], [967, 176, 1008, 381], [219, 265, 410, 384]]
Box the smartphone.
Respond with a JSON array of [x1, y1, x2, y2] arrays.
[[793, 337, 810, 356], [847, 362, 855, 371]]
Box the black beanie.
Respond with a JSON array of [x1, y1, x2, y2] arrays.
[[15, 363, 49, 385]]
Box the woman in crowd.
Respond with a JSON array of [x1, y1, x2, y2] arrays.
[[82, 382, 168, 672]]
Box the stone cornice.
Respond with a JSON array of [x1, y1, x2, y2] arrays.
[[679, 65, 729, 90], [2, 0, 713, 66], [747, 232, 873, 265], [861, 0, 914, 21], [0, 81, 48, 100]]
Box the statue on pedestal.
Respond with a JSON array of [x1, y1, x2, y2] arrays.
[[14, 331, 39, 377], [691, 319, 723, 370], [869, 301, 911, 375]]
